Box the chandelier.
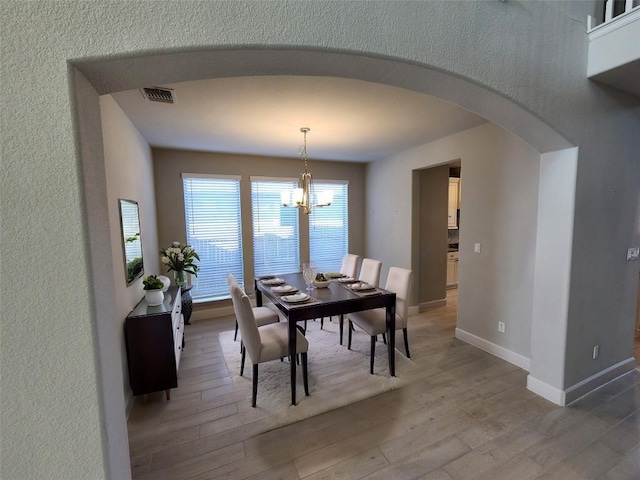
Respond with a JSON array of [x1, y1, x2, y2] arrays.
[[281, 127, 333, 214]]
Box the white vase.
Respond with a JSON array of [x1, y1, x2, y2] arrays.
[[145, 289, 164, 306]]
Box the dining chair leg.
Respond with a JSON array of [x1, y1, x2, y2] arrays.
[[301, 352, 309, 396], [251, 364, 258, 408], [234, 321, 239, 341], [382, 333, 387, 345], [348, 320, 353, 350], [240, 346, 246, 376], [370, 336, 376, 374], [403, 328, 411, 358], [320, 317, 324, 329]]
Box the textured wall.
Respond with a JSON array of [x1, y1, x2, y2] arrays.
[[2, 0, 639, 477]]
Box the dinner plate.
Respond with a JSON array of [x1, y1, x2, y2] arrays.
[[281, 293, 310, 303], [261, 277, 285, 286], [324, 271, 344, 279], [272, 285, 297, 294], [351, 282, 375, 291]]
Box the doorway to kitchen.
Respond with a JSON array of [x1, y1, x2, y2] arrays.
[[411, 160, 461, 314]]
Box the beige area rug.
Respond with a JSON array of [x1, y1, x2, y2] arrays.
[[220, 317, 418, 430]]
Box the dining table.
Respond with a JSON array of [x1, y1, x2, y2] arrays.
[[254, 272, 396, 405]]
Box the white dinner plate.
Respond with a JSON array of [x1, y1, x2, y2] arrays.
[[324, 271, 344, 279], [272, 285, 297, 294], [351, 282, 375, 291], [262, 277, 285, 286], [282, 293, 310, 303], [336, 277, 356, 283]]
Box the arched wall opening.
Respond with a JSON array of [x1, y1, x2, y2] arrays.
[[71, 47, 576, 478]]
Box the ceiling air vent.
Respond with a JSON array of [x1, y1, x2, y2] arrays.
[[140, 87, 176, 104]]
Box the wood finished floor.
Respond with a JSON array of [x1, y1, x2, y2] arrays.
[[128, 290, 640, 479]]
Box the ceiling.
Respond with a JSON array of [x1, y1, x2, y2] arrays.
[[111, 75, 488, 163]]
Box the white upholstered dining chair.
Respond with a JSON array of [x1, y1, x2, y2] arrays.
[[231, 284, 309, 407], [358, 258, 382, 287], [340, 253, 360, 279], [347, 267, 413, 374], [228, 273, 280, 342], [331, 257, 384, 344]]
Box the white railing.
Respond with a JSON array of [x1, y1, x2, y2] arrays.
[[588, 0, 640, 32]]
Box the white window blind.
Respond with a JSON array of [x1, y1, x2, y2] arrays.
[[182, 174, 243, 302], [310, 182, 348, 272], [251, 178, 300, 277]]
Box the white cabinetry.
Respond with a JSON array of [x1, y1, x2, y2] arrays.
[[447, 251, 459, 288], [448, 178, 460, 229]]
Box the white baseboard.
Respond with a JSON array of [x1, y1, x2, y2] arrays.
[[409, 305, 420, 316], [526, 375, 565, 405], [455, 327, 531, 371], [418, 299, 446, 312], [527, 357, 636, 406]]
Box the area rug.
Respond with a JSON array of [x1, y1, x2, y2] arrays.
[[220, 317, 418, 430]]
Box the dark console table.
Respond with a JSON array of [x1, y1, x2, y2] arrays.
[[124, 286, 184, 404]]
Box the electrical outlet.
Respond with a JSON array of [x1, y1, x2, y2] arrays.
[[474, 243, 481, 253], [627, 247, 639, 261], [593, 345, 599, 359], [498, 322, 505, 333]]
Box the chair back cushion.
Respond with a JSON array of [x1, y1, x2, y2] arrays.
[[340, 253, 360, 278], [230, 284, 261, 363], [227, 272, 238, 289], [385, 267, 413, 323], [358, 258, 382, 287]]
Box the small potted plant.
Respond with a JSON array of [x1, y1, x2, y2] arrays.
[[143, 275, 165, 306]]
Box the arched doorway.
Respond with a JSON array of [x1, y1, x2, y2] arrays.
[[73, 47, 575, 477]]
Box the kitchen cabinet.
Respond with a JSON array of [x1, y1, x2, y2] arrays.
[[447, 251, 459, 288], [448, 178, 460, 229]]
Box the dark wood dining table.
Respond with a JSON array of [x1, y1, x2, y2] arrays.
[[254, 272, 396, 405]]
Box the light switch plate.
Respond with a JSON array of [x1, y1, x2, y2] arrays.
[[474, 243, 481, 253], [627, 247, 639, 261]]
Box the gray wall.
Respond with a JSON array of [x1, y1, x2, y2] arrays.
[[152, 148, 365, 299], [101, 95, 159, 415], [3, 1, 639, 477], [368, 123, 542, 365]]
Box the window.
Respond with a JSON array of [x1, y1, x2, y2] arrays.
[[251, 178, 300, 277], [310, 181, 348, 272], [182, 174, 242, 302]]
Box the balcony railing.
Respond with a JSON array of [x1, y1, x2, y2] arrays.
[[588, 0, 640, 33]]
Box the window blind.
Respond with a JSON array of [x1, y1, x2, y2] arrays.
[[309, 182, 348, 272], [251, 178, 300, 277], [182, 174, 243, 302]]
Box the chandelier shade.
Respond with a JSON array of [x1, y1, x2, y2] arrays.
[[281, 127, 333, 214]]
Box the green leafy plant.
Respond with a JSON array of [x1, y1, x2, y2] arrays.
[[160, 242, 199, 276], [142, 275, 164, 291]]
